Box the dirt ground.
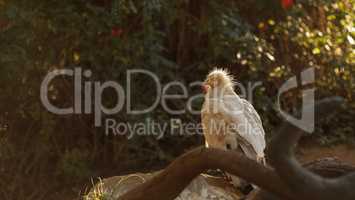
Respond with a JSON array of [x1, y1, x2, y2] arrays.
[[297, 142, 355, 166]]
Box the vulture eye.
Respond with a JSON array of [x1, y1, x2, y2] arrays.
[[226, 144, 232, 150]]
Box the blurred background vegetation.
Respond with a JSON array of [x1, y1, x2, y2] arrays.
[[0, 0, 354, 199]]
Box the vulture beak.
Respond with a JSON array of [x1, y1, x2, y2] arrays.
[[202, 84, 210, 93]]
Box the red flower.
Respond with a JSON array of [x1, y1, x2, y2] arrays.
[[111, 27, 123, 37], [281, 0, 294, 9]]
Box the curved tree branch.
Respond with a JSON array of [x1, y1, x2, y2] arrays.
[[118, 147, 294, 200], [117, 97, 354, 200], [268, 97, 355, 200]]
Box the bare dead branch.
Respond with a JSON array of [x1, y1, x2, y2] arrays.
[[268, 97, 355, 200], [118, 147, 294, 200]]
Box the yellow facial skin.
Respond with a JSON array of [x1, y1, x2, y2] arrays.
[[203, 69, 234, 93]]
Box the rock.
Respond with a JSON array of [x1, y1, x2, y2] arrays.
[[84, 172, 243, 200]]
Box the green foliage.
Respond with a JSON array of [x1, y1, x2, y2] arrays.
[[57, 148, 92, 182], [265, 0, 354, 98], [255, 0, 354, 141]]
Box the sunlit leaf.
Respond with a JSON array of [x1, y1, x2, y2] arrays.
[[266, 53, 275, 61], [312, 48, 321, 54], [347, 35, 355, 45], [268, 19, 275, 26]]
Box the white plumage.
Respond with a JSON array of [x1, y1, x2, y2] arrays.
[[201, 69, 266, 186]]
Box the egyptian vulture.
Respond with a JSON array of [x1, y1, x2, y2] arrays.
[[201, 68, 266, 187]]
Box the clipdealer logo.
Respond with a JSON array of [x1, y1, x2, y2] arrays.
[[277, 67, 315, 133], [40, 67, 316, 136], [40, 68, 209, 127]]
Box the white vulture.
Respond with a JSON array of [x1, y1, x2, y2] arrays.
[[201, 68, 266, 187]]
